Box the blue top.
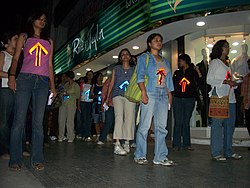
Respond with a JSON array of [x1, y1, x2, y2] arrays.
[[112, 65, 135, 98], [136, 52, 174, 93]]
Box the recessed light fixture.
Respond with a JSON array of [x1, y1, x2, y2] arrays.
[[232, 42, 239, 46], [113, 55, 118, 59], [86, 68, 91, 71], [231, 50, 237, 54], [196, 21, 205, 27], [76, 73, 81, 76], [132, 46, 139, 50], [207, 44, 213, 48]]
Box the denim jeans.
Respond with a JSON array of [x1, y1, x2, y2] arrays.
[[9, 73, 49, 166], [211, 103, 236, 158], [134, 87, 169, 162], [0, 88, 14, 156], [99, 106, 115, 142], [80, 101, 93, 137], [172, 97, 195, 149], [75, 109, 82, 136]]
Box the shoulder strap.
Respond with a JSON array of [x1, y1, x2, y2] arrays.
[[146, 54, 149, 67]]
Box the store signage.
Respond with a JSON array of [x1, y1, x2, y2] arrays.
[[54, 0, 250, 74], [72, 24, 104, 57]]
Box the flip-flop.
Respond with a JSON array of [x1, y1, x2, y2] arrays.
[[32, 163, 44, 171], [9, 164, 21, 171]]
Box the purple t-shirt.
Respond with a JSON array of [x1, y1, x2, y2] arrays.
[[20, 37, 51, 77]]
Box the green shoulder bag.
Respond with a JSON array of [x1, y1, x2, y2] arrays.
[[124, 54, 149, 103]]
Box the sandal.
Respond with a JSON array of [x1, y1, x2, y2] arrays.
[[32, 163, 45, 171], [231, 153, 242, 160], [9, 164, 22, 171]]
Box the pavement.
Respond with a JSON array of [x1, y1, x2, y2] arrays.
[[0, 140, 249, 188]]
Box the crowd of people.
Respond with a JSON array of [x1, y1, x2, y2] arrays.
[[1, 9, 249, 171]]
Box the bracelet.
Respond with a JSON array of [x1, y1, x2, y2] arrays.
[[9, 74, 16, 76]]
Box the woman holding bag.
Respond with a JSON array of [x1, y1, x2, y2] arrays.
[[106, 48, 136, 155], [134, 33, 174, 166], [207, 40, 242, 161]]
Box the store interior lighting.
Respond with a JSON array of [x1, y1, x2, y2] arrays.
[[132, 46, 139, 50]]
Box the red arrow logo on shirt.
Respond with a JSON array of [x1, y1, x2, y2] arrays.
[[179, 77, 190, 92], [157, 68, 166, 85]]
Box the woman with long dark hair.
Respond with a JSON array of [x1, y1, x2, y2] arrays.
[[8, 9, 56, 171], [207, 40, 242, 161], [106, 48, 136, 155]]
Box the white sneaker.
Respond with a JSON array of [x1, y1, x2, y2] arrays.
[[134, 158, 148, 165], [114, 143, 127, 155], [76, 135, 82, 140], [50, 136, 57, 141], [123, 143, 130, 153], [153, 158, 174, 166], [85, 137, 92, 142], [130, 143, 136, 148], [97, 141, 104, 145], [63, 137, 67, 141]]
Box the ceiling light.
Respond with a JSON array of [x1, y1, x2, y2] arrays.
[[113, 55, 118, 59], [132, 46, 139, 50], [86, 68, 91, 71], [231, 50, 237, 54], [207, 44, 213, 48], [76, 73, 81, 76], [196, 21, 205, 27], [232, 42, 239, 46]]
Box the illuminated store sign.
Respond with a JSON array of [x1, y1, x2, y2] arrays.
[[54, 0, 250, 74]]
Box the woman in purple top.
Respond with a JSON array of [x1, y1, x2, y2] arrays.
[[8, 10, 56, 171]]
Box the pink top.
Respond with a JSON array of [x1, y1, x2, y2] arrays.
[[20, 37, 51, 77]]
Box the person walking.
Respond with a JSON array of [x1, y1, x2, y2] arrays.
[[106, 48, 136, 155]]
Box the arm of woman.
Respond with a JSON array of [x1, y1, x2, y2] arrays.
[[8, 33, 26, 91], [48, 39, 56, 97], [137, 54, 148, 104], [0, 52, 7, 79], [90, 84, 95, 99], [168, 91, 173, 108], [106, 69, 115, 103]]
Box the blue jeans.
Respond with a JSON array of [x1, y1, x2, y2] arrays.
[[211, 103, 236, 158], [99, 106, 114, 142], [172, 97, 195, 149], [9, 73, 49, 166], [0, 88, 14, 156], [80, 101, 93, 137], [75, 109, 82, 136], [134, 87, 169, 162]]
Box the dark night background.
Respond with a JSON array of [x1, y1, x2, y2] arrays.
[[0, 0, 47, 36]]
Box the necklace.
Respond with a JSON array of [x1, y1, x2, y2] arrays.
[[33, 34, 40, 38]]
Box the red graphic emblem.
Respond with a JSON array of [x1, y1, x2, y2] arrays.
[[157, 68, 166, 85], [179, 77, 190, 92]]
